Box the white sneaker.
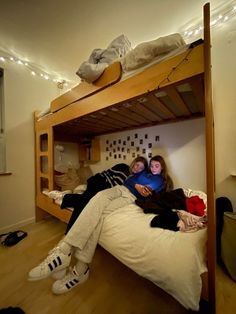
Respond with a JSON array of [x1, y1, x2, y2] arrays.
[[28, 248, 71, 281], [51, 268, 67, 280], [52, 265, 90, 294]]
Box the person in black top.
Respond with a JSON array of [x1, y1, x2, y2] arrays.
[[61, 156, 148, 234]]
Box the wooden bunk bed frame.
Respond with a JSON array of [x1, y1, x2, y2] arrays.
[[34, 3, 215, 313]]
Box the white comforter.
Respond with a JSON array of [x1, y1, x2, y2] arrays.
[[99, 189, 207, 311]]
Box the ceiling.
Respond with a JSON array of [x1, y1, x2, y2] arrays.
[[0, 0, 226, 87]]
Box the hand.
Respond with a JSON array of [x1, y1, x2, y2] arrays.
[[135, 184, 152, 197]]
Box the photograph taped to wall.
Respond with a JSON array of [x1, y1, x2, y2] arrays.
[[103, 129, 161, 163]]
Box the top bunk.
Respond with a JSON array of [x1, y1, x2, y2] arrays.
[[35, 6, 209, 142]]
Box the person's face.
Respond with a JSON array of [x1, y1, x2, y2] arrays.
[[132, 161, 145, 174], [150, 160, 162, 175]]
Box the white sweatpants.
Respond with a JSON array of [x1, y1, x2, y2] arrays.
[[64, 185, 136, 263]]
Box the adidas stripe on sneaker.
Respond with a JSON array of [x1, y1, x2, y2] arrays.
[[52, 265, 89, 294], [28, 247, 71, 281]]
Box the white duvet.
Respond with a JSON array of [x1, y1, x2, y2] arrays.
[[99, 189, 207, 311]]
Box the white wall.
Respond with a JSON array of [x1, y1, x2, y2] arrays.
[[0, 62, 59, 232], [211, 20, 236, 208], [89, 119, 206, 192], [1, 0, 236, 232]]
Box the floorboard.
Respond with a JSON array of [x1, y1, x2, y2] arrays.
[[0, 218, 234, 314]]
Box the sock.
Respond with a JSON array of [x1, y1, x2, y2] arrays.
[[75, 260, 88, 274]]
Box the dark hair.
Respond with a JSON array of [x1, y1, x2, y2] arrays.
[[149, 155, 173, 192], [130, 156, 148, 172]]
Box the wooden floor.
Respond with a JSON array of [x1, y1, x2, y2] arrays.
[[216, 262, 236, 314], [0, 218, 234, 314]]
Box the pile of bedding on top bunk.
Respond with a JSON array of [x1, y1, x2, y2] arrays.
[[121, 33, 186, 72], [76, 34, 131, 83], [99, 188, 207, 311], [76, 33, 186, 83]]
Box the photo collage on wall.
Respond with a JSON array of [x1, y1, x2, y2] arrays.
[[104, 132, 160, 161]]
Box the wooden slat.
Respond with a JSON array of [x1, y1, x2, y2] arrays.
[[145, 94, 176, 119], [84, 114, 128, 129], [39, 173, 49, 179], [164, 86, 191, 116], [99, 114, 129, 128], [116, 106, 152, 124], [99, 109, 140, 127], [55, 124, 109, 137], [189, 76, 205, 113], [81, 119, 121, 132], [132, 102, 162, 122]]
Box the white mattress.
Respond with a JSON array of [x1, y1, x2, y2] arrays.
[[99, 196, 207, 311]]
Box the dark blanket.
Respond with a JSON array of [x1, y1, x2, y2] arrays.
[[150, 211, 179, 231], [135, 188, 187, 214], [136, 188, 187, 231]]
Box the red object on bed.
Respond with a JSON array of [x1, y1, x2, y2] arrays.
[[186, 196, 206, 216]]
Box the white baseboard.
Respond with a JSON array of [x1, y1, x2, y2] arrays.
[[0, 217, 35, 234]]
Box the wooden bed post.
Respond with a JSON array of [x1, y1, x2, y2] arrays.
[[204, 3, 216, 314]]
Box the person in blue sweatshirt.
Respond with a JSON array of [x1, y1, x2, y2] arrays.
[[62, 156, 148, 234], [28, 155, 173, 295]]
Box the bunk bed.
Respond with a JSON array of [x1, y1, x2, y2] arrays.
[[34, 3, 215, 313]]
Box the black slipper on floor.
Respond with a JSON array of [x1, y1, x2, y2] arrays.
[[0, 230, 28, 247]]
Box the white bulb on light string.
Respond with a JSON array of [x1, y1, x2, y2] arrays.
[[181, 1, 236, 41], [0, 49, 73, 90]]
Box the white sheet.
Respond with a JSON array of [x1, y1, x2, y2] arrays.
[[99, 189, 207, 311]]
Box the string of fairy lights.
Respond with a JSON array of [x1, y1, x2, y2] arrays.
[[1, 1, 236, 89], [0, 50, 72, 90], [181, 1, 236, 41]]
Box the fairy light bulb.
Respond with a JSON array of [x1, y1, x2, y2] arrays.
[[182, 2, 236, 40], [0, 48, 72, 89]]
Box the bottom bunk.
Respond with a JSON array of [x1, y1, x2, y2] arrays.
[[36, 187, 208, 311]]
